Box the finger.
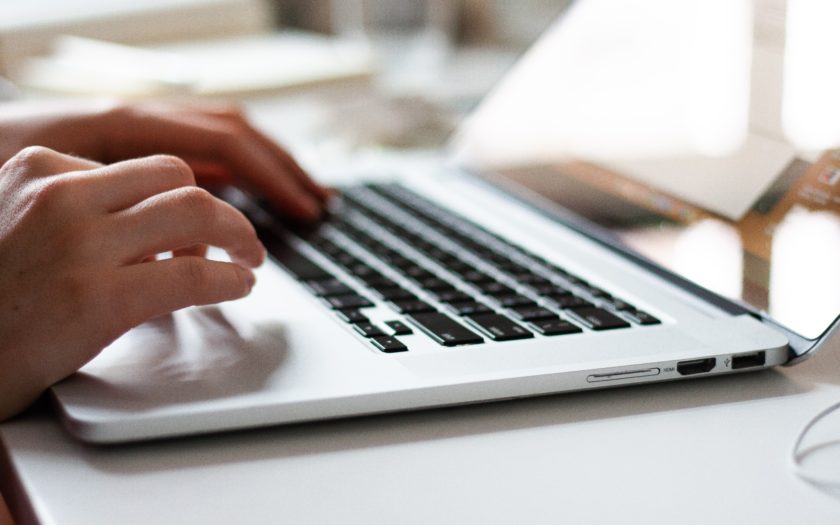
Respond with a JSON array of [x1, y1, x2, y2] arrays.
[[6, 146, 101, 178], [116, 257, 255, 328], [105, 108, 323, 220], [70, 155, 197, 212], [113, 186, 265, 267], [173, 244, 208, 259], [181, 157, 235, 186], [199, 107, 332, 202], [243, 125, 333, 203], [170, 113, 327, 219]]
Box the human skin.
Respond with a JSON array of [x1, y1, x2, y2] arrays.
[[0, 101, 330, 420]]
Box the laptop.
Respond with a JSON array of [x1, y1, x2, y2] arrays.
[[52, 0, 840, 443]]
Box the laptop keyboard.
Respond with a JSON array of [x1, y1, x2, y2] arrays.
[[256, 183, 660, 354]]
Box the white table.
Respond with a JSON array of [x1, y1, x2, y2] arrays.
[[2, 334, 840, 524]]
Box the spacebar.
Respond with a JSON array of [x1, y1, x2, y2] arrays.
[[406, 313, 484, 347]]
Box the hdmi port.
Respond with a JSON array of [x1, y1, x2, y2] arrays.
[[676, 358, 716, 376]]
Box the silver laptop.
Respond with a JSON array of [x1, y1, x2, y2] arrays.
[[52, 1, 840, 443]]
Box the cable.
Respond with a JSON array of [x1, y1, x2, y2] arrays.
[[791, 400, 840, 486]]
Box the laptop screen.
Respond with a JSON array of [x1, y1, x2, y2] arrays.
[[452, 0, 840, 340]]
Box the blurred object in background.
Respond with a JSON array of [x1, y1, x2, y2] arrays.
[[461, 0, 571, 47], [14, 33, 374, 98], [326, 0, 461, 98], [0, 0, 271, 74], [276, 0, 570, 49]]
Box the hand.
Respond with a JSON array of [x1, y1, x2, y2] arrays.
[[0, 147, 266, 421], [0, 100, 331, 220]]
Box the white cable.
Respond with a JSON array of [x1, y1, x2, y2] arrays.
[[790, 400, 840, 486]]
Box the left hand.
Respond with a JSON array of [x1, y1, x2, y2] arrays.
[[0, 100, 331, 221]]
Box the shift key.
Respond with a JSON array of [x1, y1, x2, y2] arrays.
[[406, 312, 484, 347]]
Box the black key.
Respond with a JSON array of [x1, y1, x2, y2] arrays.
[[310, 239, 344, 257], [485, 253, 513, 265], [496, 261, 530, 274], [425, 248, 453, 261], [529, 319, 583, 336], [356, 271, 389, 285], [606, 297, 636, 312], [551, 295, 593, 309], [406, 312, 484, 346], [496, 294, 537, 308], [388, 299, 436, 314], [334, 252, 361, 267], [353, 322, 386, 338], [370, 336, 408, 353], [371, 244, 398, 256], [511, 274, 552, 287], [336, 309, 369, 323], [624, 310, 661, 325], [375, 287, 417, 301], [542, 288, 573, 300], [568, 307, 630, 330], [305, 279, 355, 297], [475, 281, 516, 297], [564, 275, 589, 287], [425, 284, 458, 297], [384, 320, 413, 335], [466, 313, 534, 341], [346, 263, 378, 278], [434, 289, 475, 304], [445, 260, 474, 275], [416, 277, 453, 291], [532, 284, 569, 296], [401, 264, 426, 276], [547, 264, 570, 277], [387, 255, 414, 268], [365, 278, 401, 293], [363, 275, 399, 289], [508, 306, 558, 321], [461, 271, 494, 284], [271, 244, 332, 281], [447, 301, 494, 316], [324, 294, 374, 310], [579, 285, 612, 299]]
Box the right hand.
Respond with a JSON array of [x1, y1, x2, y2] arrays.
[[0, 147, 266, 421]]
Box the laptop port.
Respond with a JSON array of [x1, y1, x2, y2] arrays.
[[676, 358, 716, 376], [731, 351, 766, 370]]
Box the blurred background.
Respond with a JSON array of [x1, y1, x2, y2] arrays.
[[0, 0, 569, 158]]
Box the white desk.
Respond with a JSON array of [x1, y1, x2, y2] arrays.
[[2, 335, 840, 524]]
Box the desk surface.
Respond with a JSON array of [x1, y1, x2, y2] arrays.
[[2, 335, 840, 524]]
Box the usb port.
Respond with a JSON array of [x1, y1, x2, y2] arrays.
[[731, 351, 766, 370], [676, 358, 716, 376]]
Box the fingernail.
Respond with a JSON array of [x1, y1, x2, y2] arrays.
[[300, 197, 322, 220], [243, 269, 256, 290]]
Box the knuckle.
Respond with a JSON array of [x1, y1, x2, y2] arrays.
[[11, 145, 59, 172], [183, 257, 211, 289], [30, 177, 75, 213], [151, 155, 195, 186], [177, 186, 216, 217], [15, 145, 56, 162]]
